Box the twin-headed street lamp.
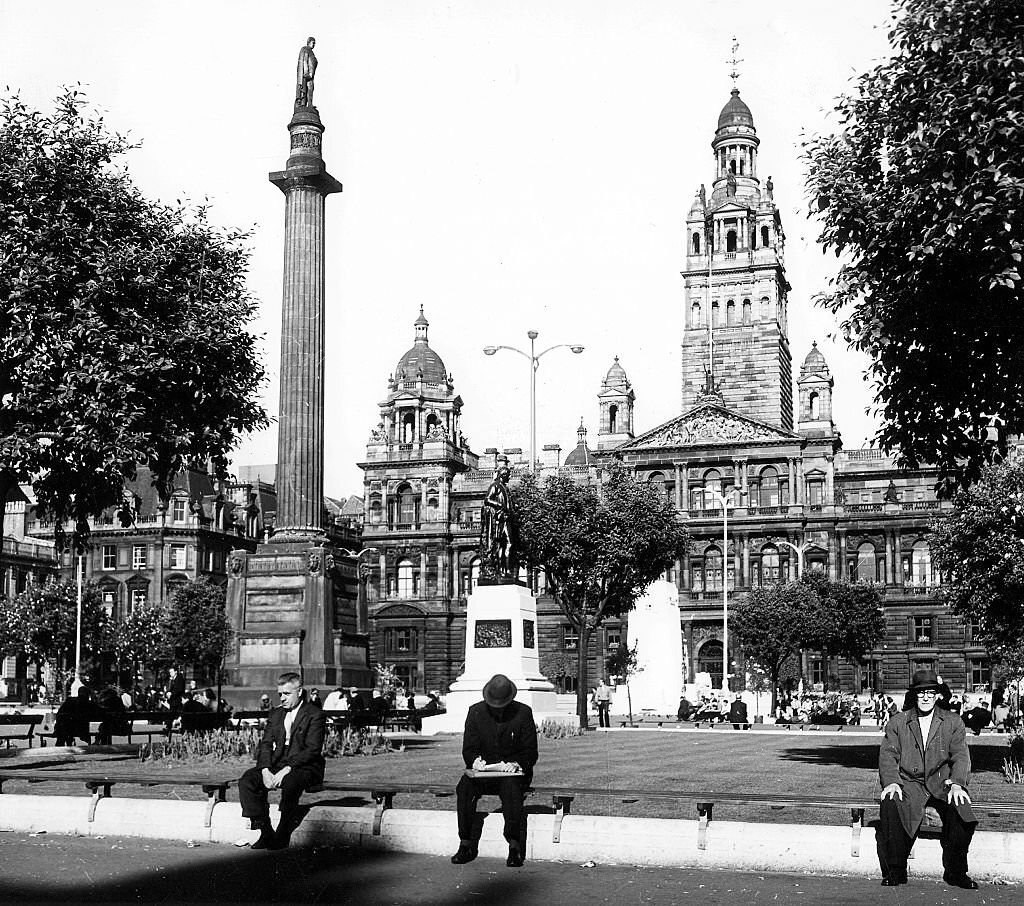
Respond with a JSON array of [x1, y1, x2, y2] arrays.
[[483, 331, 584, 472]]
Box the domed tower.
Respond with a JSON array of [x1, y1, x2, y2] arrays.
[[797, 342, 836, 437], [596, 356, 636, 450], [564, 420, 593, 469], [680, 86, 793, 430]]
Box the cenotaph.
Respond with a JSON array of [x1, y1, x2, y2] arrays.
[[224, 38, 371, 697], [421, 459, 561, 734]]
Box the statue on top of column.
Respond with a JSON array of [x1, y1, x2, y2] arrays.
[[479, 459, 519, 583], [295, 37, 318, 109]]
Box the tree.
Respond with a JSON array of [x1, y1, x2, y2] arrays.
[[931, 459, 1024, 678], [112, 604, 167, 686], [802, 0, 1024, 492], [513, 468, 688, 727], [160, 579, 232, 681], [0, 580, 108, 692], [605, 642, 642, 726], [538, 651, 576, 691], [0, 89, 268, 561], [731, 582, 817, 713], [799, 572, 886, 680]]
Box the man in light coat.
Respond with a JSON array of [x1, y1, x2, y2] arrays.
[[877, 669, 978, 889]]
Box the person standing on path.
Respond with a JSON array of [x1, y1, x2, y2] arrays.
[[594, 679, 612, 728]]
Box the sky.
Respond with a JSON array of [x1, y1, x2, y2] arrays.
[[2, 0, 898, 497]]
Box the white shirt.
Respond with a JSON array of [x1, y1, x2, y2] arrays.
[[918, 710, 934, 745], [284, 706, 298, 745]]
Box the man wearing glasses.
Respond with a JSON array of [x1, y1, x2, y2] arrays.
[[877, 669, 978, 889], [238, 672, 326, 850]]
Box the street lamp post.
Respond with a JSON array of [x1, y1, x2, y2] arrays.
[[483, 331, 584, 472], [775, 539, 811, 579], [697, 487, 745, 692], [340, 547, 381, 635]]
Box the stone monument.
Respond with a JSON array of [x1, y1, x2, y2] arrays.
[[421, 458, 561, 734], [224, 38, 371, 699]]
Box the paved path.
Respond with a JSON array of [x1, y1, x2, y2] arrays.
[[0, 833, 1018, 905]]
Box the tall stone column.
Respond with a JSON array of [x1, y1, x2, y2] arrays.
[[269, 107, 342, 542]]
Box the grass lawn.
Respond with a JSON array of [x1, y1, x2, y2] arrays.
[[5, 730, 1021, 830]]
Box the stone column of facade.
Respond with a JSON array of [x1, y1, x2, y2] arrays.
[[836, 529, 847, 581], [894, 531, 903, 587], [741, 533, 750, 588], [826, 455, 835, 506], [674, 463, 683, 509], [681, 464, 690, 513], [884, 531, 894, 586]]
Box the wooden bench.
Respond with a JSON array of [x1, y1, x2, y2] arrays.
[[0, 768, 235, 827], [0, 714, 44, 748]]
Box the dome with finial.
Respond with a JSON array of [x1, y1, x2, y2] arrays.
[[688, 188, 706, 218], [717, 88, 754, 131], [800, 341, 830, 376], [564, 419, 592, 467], [395, 306, 448, 383], [604, 356, 629, 388]]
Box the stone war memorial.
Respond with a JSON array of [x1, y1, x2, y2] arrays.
[[421, 457, 559, 734], [224, 39, 372, 699]]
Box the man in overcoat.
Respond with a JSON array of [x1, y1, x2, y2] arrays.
[[877, 668, 978, 889], [239, 672, 326, 850], [451, 674, 538, 868]]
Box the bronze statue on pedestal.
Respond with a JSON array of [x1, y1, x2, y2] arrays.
[[479, 460, 519, 583]]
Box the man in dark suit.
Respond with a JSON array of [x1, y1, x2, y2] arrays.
[[451, 674, 538, 868], [238, 672, 326, 850], [877, 669, 978, 889]]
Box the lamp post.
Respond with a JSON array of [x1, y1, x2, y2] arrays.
[[697, 487, 746, 692], [775, 539, 811, 579], [483, 331, 584, 472], [340, 547, 381, 635]]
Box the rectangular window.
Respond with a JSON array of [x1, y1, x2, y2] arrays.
[[810, 657, 826, 688], [861, 659, 880, 693], [102, 590, 117, 620], [130, 588, 147, 612], [132, 545, 147, 570], [807, 481, 824, 506], [912, 616, 932, 645], [101, 545, 116, 570], [170, 544, 187, 570], [172, 499, 187, 522], [395, 628, 413, 653], [969, 658, 990, 691], [563, 626, 579, 651], [606, 629, 621, 650], [912, 658, 934, 678]]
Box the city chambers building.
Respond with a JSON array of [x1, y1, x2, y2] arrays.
[[355, 89, 989, 698]]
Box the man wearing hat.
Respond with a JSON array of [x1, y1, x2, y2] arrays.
[[451, 674, 538, 868], [877, 668, 978, 889]]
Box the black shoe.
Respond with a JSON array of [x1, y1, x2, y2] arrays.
[[943, 874, 979, 890], [880, 874, 907, 886], [250, 829, 277, 850], [450, 844, 477, 865], [506, 843, 524, 867]]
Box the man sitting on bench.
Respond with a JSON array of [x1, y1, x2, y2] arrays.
[[239, 671, 326, 850], [451, 674, 537, 868]]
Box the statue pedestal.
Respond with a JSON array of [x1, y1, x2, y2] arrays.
[[420, 582, 562, 735]]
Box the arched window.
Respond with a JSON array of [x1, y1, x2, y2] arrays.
[[397, 559, 416, 598], [761, 225, 770, 248], [912, 540, 931, 588], [857, 542, 877, 582], [397, 484, 417, 527], [401, 412, 416, 443], [609, 404, 618, 434], [726, 300, 736, 325], [739, 156, 745, 175], [809, 391, 820, 420], [759, 467, 779, 508], [712, 301, 720, 327], [697, 640, 723, 688], [760, 296, 772, 321], [704, 547, 723, 593], [647, 471, 667, 500], [742, 299, 752, 324], [703, 469, 722, 501], [729, 159, 737, 174], [369, 497, 382, 524], [726, 230, 737, 253], [468, 557, 480, 593], [692, 232, 701, 255], [425, 495, 438, 522], [760, 545, 780, 584], [691, 302, 701, 327]]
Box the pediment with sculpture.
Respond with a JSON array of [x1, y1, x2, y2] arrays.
[[621, 403, 797, 450]]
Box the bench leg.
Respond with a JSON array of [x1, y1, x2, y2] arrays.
[[202, 785, 227, 828], [87, 782, 113, 822], [850, 808, 864, 858], [371, 791, 394, 836], [551, 795, 573, 843], [697, 802, 713, 850]]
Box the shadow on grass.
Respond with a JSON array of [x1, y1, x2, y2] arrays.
[[778, 741, 1008, 775]]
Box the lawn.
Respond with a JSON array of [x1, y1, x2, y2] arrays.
[[5, 729, 1022, 830]]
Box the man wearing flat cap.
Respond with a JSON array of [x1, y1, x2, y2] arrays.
[[451, 673, 538, 868], [877, 668, 979, 889]]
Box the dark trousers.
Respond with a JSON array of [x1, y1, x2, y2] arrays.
[[239, 765, 319, 828], [877, 796, 976, 881], [597, 702, 610, 728], [456, 774, 527, 847]]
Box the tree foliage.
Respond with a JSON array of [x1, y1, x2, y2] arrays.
[[802, 0, 1024, 491], [512, 468, 688, 727], [160, 579, 232, 675], [799, 572, 886, 664], [0, 89, 268, 549], [731, 581, 816, 711], [931, 459, 1024, 677], [0, 580, 108, 686], [112, 604, 168, 680]]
